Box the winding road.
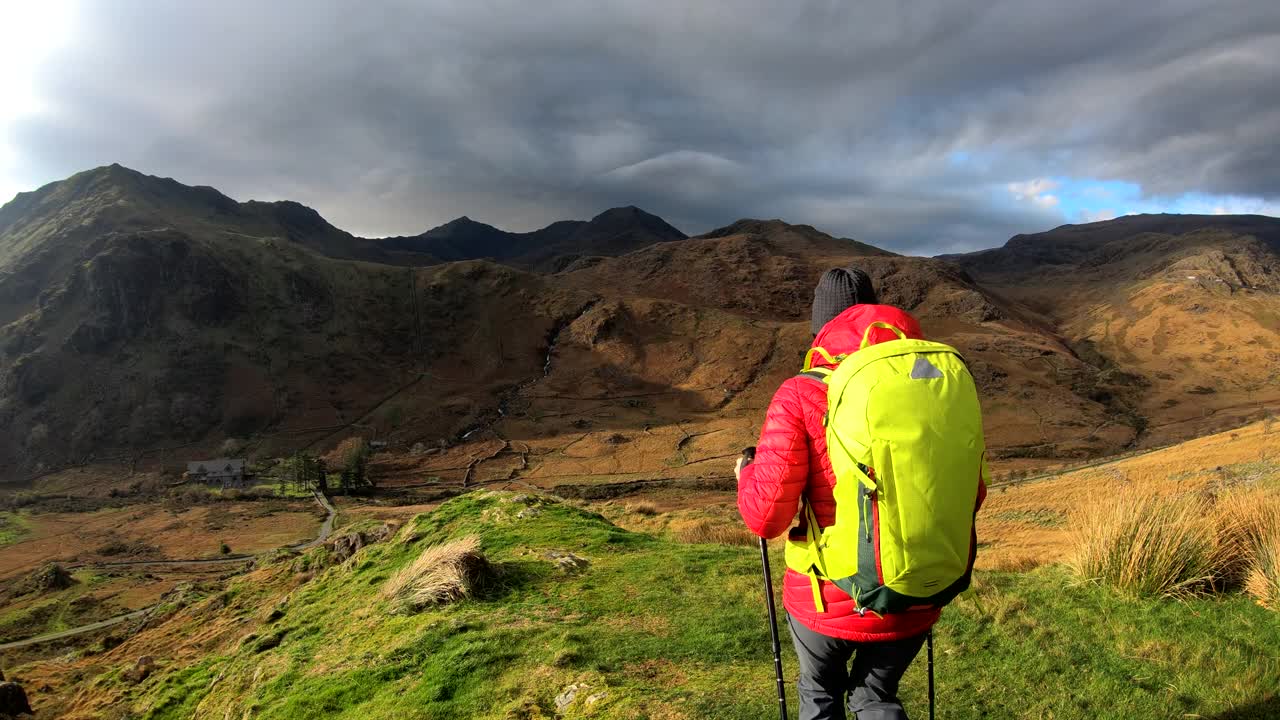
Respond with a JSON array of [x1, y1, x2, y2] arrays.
[[0, 492, 336, 651]]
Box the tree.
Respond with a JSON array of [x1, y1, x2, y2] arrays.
[[275, 453, 326, 494], [333, 437, 372, 494]]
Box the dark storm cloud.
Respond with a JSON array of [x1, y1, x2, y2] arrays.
[[10, 0, 1280, 253]]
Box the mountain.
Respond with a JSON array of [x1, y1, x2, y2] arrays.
[[0, 165, 395, 302], [0, 167, 621, 477], [944, 214, 1280, 448], [553, 218, 1152, 462], [941, 213, 1280, 280], [3, 166, 1278, 482], [378, 205, 688, 271]]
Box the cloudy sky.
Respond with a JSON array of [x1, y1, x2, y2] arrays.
[[2, 1, 1279, 255]]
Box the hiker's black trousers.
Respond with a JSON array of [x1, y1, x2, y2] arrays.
[[787, 613, 927, 720]]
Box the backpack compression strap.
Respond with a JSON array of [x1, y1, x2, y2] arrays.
[[802, 347, 843, 372]]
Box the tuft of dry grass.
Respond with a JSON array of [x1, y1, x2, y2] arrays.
[[1069, 486, 1221, 598], [626, 501, 659, 516], [1071, 483, 1280, 602], [1245, 534, 1280, 609], [382, 535, 494, 611], [1214, 489, 1280, 608], [1211, 490, 1280, 589], [672, 520, 756, 547]]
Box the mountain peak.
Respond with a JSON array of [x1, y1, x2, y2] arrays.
[[582, 206, 686, 241], [589, 205, 645, 221], [422, 216, 503, 238], [696, 218, 893, 256]]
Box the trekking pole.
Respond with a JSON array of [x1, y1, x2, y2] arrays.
[[760, 535, 788, 720], [927, 629, 935, 720], [744, 447, 787, 720]]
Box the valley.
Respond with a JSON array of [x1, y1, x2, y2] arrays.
[[1, 166, 1279, 718]]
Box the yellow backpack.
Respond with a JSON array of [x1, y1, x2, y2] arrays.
[[785, 322, 988, 615]]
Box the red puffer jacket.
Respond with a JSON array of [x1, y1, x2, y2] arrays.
[[738, 304, 986, 642]]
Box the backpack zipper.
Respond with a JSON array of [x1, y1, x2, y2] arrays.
[[862, 488, 873, 542]]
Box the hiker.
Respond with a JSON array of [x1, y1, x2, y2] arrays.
[[736, 267, 987, 720]]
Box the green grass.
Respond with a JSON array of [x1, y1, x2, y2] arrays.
[[115, 492, 1279, 719], [0, 510, 31, 546], [0, 570, 117, 642], [989, 508, 1065, 527]]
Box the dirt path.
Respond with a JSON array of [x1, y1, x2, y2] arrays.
[[0, 608, 152, 651], [2, 493, 336, 651], [988, 442, 1175, 490], [295, 491, 336, 550]]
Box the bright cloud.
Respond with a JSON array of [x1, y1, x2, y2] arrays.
[[1008, 179, 1061, 208]]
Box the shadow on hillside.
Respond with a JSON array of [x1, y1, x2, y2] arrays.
[[478, 559, 556, 601], [1206, 697, 1280, 720]]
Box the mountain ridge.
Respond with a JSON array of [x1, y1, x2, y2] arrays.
[[378, 204, 688, 271], [3, 165, 1280, 480], [939, 213, 1280, 280]]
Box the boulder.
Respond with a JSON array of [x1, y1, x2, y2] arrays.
[[544, 551, 590, 574], [555, 683, 588, 710], [124, 655, 156, 684], [19, 563, 75, 594], [331, 531, 368, 563]]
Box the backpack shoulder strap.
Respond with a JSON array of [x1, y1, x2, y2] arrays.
[[798, 367, 833, 384]]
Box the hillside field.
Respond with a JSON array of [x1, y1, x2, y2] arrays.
[[2, 423, 1276, 719]]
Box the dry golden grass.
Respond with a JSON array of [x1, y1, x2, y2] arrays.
[[1069, 485, 1222, 597], [382, 535, 493, 611], [979, 420, 1278, 572], [1211, 489, 1280, 588], [1245, 535, 1280, 609], [1069, 480, 1280, 601], [1212, 489, 1280, 608], [672, 519, 756, 546], [625, 501, 660, 516]]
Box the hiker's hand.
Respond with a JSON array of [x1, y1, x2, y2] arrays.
[[735, 446, 755, 482]]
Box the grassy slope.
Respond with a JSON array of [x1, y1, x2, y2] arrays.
[[978, 420, 1280, 572], [0, 570, 131, 644], [0, 510, 29, 546], [45, 490, 1276, 720]]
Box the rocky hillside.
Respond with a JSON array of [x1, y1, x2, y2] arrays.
[[0, 168, 695, 480], [0, 167, 600, 477], [0, 165, 396, 314], [942, 214, 1280, 280], [945, 214, 1280, 448], [553, 219, 1141, 462], [3, 167, 1278, 482]]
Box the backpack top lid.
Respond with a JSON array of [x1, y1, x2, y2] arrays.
[[804, 321, 914, 373], [809, 305, 924, 368]]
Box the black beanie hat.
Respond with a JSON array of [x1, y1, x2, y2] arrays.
[[811, 267, 877, 335]]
